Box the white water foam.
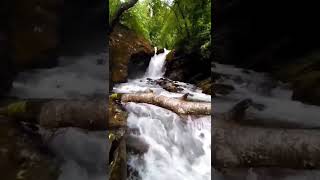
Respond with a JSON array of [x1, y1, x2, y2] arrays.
[[145, 48, 171, 78], [213, 62, 320, 127], [10, 52, 108, 180], [114, 49, 211, 180], [213, 62, 320, 179], [10, 52, 107, 99]]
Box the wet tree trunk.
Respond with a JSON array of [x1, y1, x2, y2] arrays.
[[213, 99, 320, 169], [213, 119, 320, 169], [0, 99, 114, 130], [121, 93, 211, 115], [38, 99, 108, 130]]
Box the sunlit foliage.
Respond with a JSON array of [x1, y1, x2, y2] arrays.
[[110, 0, 211, 58]]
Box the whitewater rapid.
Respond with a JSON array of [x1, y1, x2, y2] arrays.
[[213, 62, 320, 128], [9, 52, 108, 180], [113, 48, 211, 180], [213, 62, 320, 180]]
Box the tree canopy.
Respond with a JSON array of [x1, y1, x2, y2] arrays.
[[110, 0, 211, 58]]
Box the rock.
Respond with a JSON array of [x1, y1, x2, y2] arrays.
[[108, 94, 128, 128], [127, 51, 153, 79], [109, 133, 127, 180], [164, 49, 211, 83], [155, 78, 183, 93], [197, 78, 212, 95], [110, 25, 154, 88], [126, 135, 149, 155], [156, 48, 164, 54], [274, 53, 320, 105], [0, 116, 59, 180]]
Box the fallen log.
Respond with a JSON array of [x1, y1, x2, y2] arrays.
[[213, 119, 320, 169], [0, 98, 126, 130], [39, 99, 107, 130], [121, 93, 211, 115], [213, 99, 320, 169]]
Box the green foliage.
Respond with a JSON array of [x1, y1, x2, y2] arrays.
[[121, 0, 151, 40], [115, 0, 211, 57], [109, 0, 121, 23]]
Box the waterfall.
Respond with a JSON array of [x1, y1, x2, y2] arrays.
[[145, 48, 171, 78], [114, 49, 211, 180]]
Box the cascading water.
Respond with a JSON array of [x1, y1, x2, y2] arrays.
[[213, 62, 320, 180], [113, 48, 211, 180], [145, 48, 171, 78], [10, 53, 107, 99], [213, 62, 320, 127], [9, 52, 108, 180]]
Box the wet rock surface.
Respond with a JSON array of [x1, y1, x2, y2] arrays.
[[109, 25, 154, 89], [0, 117, 59, 180], [164, 49, 211, 84]]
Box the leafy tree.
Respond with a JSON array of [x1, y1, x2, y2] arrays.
[[112, 0, 211, 58]]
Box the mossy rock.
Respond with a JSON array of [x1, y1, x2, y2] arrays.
[[272, 51, 320, 105], [108, 94, 128, 128], [197, 78, 213, 95], [110, 25, 154, 85]]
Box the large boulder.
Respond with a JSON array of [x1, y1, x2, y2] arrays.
[[164, 49, 211, 83], [274, 52, 320, 105], [109, 25, 154, 89]]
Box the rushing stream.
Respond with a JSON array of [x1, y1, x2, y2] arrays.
[[213, 62, 320, 128], [9, 52, 108, 180], [213, 62, 320, 179], [113, 49, 211, 180]]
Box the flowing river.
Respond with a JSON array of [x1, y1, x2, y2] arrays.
[[113, 49, 211, 180], [212, 62, 320, 179], [9, 52, 108, 180]]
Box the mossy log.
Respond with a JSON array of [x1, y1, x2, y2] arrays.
[[0, 98, 127, 130]]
